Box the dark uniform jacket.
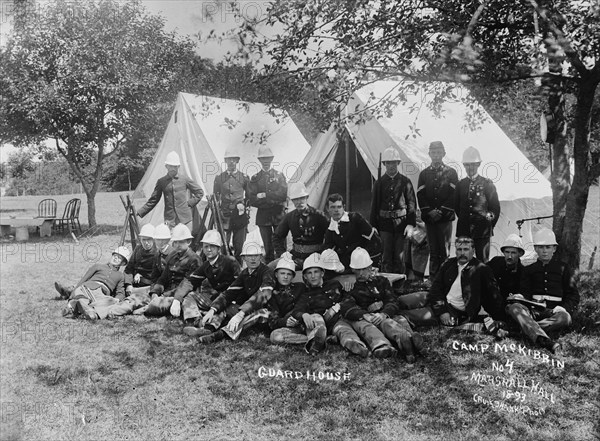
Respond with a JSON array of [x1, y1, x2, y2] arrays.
[[150, 247, 201, 295], [149, 245, 172, 282], [291, 280, 344, 325], [520, 259, 579, 314], [455, 175, 500, 239], [417, 163, 459, 224], [76, 263, 125, 300], [213, 170, 249, 229], [341, 275, 399, 321], [273, 206, 329, 259], [267, 282, 306, 329], [370, 172, 417, 232], [324, 212, 376, 269], [124, 245, 157, 287], [248, 169, 287, 226], [429, 257, 505, 321], [173, 254, 241, 303], [210, 263, 275, 314], [487, 256, 523, 299], [138, 174, 204, 225]]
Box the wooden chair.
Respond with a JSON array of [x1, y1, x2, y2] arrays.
[[56, 198, 82, 235], [36, 198, 57, 219]]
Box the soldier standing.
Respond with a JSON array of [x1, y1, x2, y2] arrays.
[[370, 146, 417, 274], [137, 152, 204, 229], [417, 141, 459, 277], [455, 146, 500, 262], [248, 146, 288, 263], [213, 147, 249, 263]]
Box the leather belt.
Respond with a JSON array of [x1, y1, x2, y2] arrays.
[[532, 294, 562, 302], [293, 243, 323, 254], [379, 209, 406, 219]]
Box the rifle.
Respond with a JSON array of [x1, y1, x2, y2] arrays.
[[378, 152, 382, 180]]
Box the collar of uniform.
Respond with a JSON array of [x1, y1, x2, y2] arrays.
[[431, 163, 444, 170], [469, 174, 480, 182], [328, 212, 349, 233], [385, 171, 399, 179], [208, 255, 220, 266]]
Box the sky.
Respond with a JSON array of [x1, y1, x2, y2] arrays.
[[141, 0, 247, 61], [0, 0, 257, 59]]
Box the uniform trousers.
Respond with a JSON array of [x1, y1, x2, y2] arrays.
[[259, 226, 276, 263], [505, 303, 571, 342], [425, 221, 452, 277], [380, 230, 406, 274]]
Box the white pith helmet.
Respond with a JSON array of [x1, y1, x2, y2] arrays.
[[302, 253, 323, 272], [139, 224, 155, 238], [201, 230, 223, 248], [275, 258, 296, 276], [288, 182, 309, 200], [171, 224, 193, 241], [320, 249, 345, 273], [153, 224, 172, 240], [349, 247, 373, 270], [241, 240, 263, 256], [381, 146, 402, 162], [165, 151, 181, 166], [113, 246, 131, 264], [533, 228, 558, 246], [501, 234, 525, 256], [462, 146, 482, 163]]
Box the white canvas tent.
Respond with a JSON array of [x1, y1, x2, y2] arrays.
[[133, 93, 311, 227], [294, 80, 554, 258]]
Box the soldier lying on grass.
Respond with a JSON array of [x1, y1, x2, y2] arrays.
[[58, 246, 130, 320]]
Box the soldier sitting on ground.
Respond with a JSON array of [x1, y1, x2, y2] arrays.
[[138, 224, 201, 317], [176, 230, 241, 336], [341, 248, 425, 362], [267, 258, 308, 345], [396, 236, 506, 333], [505, 228, 579, 353], [487, 234, 526, 300], [289, 253, 371, 357], [124, 224, 157, 292], [196, 240, 274, 344]]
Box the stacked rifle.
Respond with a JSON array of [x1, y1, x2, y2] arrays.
[[119, 195, 140, 248], [198, 195, 233, 256]]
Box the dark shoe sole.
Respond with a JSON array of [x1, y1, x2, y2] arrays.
[[183, 326, 212, 337]]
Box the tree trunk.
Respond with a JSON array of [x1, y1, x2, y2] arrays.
[[561, 76, 599, 269], [86, 189, 97, 229], [547, 80, 569, 244]]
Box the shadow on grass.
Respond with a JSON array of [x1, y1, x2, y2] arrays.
[[27, 363, 88, 387]]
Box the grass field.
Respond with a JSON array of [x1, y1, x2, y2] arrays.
[[0, 191, 599, 440]]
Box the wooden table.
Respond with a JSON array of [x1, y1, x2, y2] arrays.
[[0, 217, 56, 239]]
